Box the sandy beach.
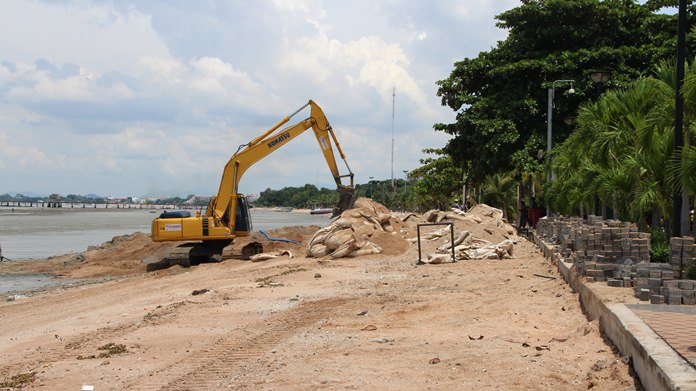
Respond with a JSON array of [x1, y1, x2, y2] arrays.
[[0, 208, 642, 390]]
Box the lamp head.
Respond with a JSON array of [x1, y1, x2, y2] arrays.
[[568, 87, 575, 94]]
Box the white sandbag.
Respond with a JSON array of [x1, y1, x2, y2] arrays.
[[324, 229, 354, 250], [438, 230, 471, 252], [425, 253, 453, 264], [308, 243, 330, 258], [250, 250, 294, 262], [347, 243, 383, 257], [330, 240, 358, 258], [444, 212, 468, 221]]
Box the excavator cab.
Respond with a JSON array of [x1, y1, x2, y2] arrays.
[[234, 195, 253, 233]]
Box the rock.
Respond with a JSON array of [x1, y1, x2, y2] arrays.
[[370, 337, 391, 343]]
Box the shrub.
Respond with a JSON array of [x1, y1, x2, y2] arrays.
[[650, 228, 670, 264]]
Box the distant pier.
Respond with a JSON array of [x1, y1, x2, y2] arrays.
[[0, 201, 185, 210]]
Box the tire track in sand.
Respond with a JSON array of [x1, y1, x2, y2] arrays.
[[128, 297, 350, 391]]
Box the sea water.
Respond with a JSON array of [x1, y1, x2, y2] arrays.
[[0, 207, 331, 260]]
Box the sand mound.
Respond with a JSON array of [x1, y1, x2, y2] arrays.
[[0, 232, 179, 279]]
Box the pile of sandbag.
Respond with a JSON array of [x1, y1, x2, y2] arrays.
[[306, 199, 518, 262], [307, 198, 403, 258], [417, 204, 517, 264], [423, 229, 515, 264]]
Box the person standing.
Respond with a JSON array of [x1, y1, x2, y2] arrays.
[[519, 201, 528, 230]]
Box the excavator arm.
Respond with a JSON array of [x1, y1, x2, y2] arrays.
[[150, 100, 354, 265], [210, 100, 355, 224]]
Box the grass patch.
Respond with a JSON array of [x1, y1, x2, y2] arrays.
[[255, 267, 307, 287], [0, 371, 37, 388], [77, 342, 128, 360]]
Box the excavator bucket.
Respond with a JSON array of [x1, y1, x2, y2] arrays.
[[332, 186, 356, 218]]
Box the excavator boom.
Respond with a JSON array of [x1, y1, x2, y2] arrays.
[[151, 100, 355, 261], [210, 100, 354, 223]]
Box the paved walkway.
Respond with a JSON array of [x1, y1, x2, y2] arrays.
[[627, 304, 696, 367]]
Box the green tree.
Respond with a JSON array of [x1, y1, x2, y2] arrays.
[[409, 149, 464, 211], [481, 173, 517, 220], [552, 76, 676, 231], [435, 0, 691, 204]]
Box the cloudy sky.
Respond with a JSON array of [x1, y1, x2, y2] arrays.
[[0, 0, 519, 198]]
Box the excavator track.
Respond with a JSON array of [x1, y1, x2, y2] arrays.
[[146, 240, 264, 271]]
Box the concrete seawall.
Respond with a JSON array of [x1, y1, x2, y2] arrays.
[[533, 233, 696, 391]]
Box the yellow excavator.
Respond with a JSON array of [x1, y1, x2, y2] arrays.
[[151, 100, 355, 263]]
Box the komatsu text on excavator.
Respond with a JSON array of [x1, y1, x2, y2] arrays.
[[151, 100, 355, 263]]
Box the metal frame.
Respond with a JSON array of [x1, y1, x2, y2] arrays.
[[416, 222, 456, 264]]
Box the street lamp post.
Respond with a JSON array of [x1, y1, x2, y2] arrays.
[[590, 70, 611, 99], [369, 176, 374, 198], [547, 79, 575, 217]]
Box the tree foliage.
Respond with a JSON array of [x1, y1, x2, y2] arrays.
[[551, 58, 696, 232], [255, 184, 339, 209], [254, 179, 417, 211], [435, 0, 694, 189]]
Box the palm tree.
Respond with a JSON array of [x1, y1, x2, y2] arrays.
[[553, 77, 675, 231], [482, 173, 517, 221]]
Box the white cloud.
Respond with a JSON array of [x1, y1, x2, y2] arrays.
[[0, 0, 519, 197], [138, 57, 185, 85], [0, 1, 172, 73]]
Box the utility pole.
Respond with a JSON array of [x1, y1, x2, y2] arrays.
[[391, 86, 396, 196], [672, 0, 686, 238]]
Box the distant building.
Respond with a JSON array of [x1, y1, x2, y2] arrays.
[[184, 195, 213, 206]]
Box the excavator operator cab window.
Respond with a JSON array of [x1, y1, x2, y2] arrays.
[[235, 195, 252, 233]]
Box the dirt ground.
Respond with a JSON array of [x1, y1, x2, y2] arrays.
[[0, 210, 642, 390]]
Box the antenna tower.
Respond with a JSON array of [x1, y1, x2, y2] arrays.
[[391, 86, 395, 195]]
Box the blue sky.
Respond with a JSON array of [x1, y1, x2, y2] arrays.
[[0, 0, 519, 198]]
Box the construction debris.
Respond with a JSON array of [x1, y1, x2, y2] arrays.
[[306, 198, 404, 258], [250, 250, 293, 262], [307, 198, 519, 262]]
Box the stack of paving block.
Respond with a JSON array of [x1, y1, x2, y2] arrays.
[[536, 216, 561, 244], [670, 236, 695, 279], [587, 215, 604, 225], [634, 269, 696, 305], [569, 220, 650, 270], [633, 262, 674, 303], [538, 215, 652, 284]]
